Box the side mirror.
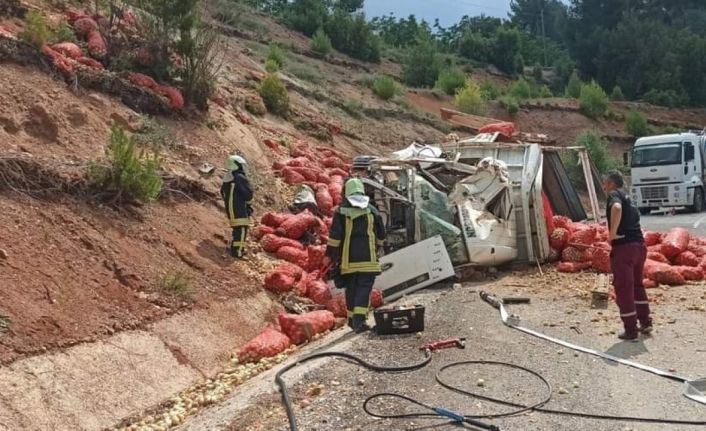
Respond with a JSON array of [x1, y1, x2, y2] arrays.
[[623, 152, 629, 167]]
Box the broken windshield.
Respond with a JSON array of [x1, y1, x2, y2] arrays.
[[631, 143, 682, 167]]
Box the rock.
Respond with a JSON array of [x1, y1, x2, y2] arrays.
[[0, 113, 21, 134], [558, 387, 568, 394], [0, 248, 7, 259], [476, 378, 485, 387], [65, 104, 88, 127], [87, 93, 108, 109], [23, 104, 59, 142]]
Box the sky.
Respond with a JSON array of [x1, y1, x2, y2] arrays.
[[363, 0, 512, 27]]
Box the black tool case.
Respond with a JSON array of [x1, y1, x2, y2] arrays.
[[373, 305, 425, 335]]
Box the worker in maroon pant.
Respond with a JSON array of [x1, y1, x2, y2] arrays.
[[604, 170, 652, 340]]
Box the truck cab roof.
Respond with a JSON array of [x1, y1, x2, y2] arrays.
[[635, 132, 701, 146]]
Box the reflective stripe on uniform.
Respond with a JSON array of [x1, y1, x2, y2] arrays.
[[341, 262, 381, 274], [342, 217, 353, 271], [376, 239, 385, 246], [353, 306, 369, 315], [635, 301, 649, 305], [327, 238, 341, 247], [367, 213, 376, 264], [620, 311, 637, 317], [230, 218, 250, 227], [228, 183, 236, 223]]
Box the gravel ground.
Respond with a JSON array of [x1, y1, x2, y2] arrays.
[[231, 268, 706, 431]]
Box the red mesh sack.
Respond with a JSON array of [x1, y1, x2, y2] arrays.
[[272, 160, 286, 171], [317, 172, 332, 184], [557, 262, 591, 273], [264, 271, 297, 293], [261, 212, 292, 228], [128, 72, 157, 89], [674, 251, 699, 267], [592, 247, 611, 274], [86, 30, 107, 58], [678, 266, 703, 281], [647, 251, 669, 264], [52, 42, 82, 59], [41, 45, 73, 75], [645, 261, 685, 286], [282, 167, 306, 185], [643, 279, 658, 289], [553, 216, 573, 232], [286, 157, 312, 168], [278, 310, 335, 345], [647, 244, 662, 253], [289, 166, 321, 182], [328, 182, 343, 206], [325, 294, 347, 318], [699, 255, 706, 273], [76, 56, 104, 69], [478, 121, 515, 137], [549, 228, 570, 251], [644, 231, 662, 247], [263, 139, 283, 154], [306, 279, 332, 305], [370, 289, 383, 308], [687, 242, 706, 257], [66, 9, 89, 23], [562, 246, 592, 263], [327, 168, 349, 178], [570, 224, 597, 246], [661, 228, 690, 259], [155, 85, 184, 110], [277, 210, 319, 239], [260, 234, 304, 253], [276, 246, 309, 267], [322, 156, 344, 168], [276, 263, 305, 281], [315, 184, 333, 216], [542, 192, 555, 234], [306, 245, 326, 272], [252, 225, 276, 240], [294, 271, 313, 297], [73, 17, 98, 36], [237, 326, 291, 363]]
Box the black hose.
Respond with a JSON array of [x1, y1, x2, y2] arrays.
[[364, 360, 706, 427], [275, 350, 433, 431]]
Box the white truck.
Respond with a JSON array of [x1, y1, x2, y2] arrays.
[[630, 132, 706, 215]]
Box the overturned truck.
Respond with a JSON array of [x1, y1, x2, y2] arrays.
[[366, 135, 603, 299]]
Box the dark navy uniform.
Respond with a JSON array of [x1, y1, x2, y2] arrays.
[[221, 169, 253, 257]]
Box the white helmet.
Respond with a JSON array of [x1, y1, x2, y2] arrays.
[[227, 155, 248, 174]]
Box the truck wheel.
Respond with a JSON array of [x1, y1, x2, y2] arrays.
[[639, 208, 652, 216], [692, 189, 705, 213]]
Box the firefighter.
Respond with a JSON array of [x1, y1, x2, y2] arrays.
[[326, 178, 386, 333], [221, 155, 253, 258], [604, 170, 652, 340]]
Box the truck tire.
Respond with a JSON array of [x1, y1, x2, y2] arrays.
[[639, 208, 652, 216], [692, 188, 705, 213]]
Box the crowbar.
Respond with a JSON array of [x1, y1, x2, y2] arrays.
[[480, 291, 706, 406]]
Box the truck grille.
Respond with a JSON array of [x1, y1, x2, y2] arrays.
[[642, 186, 668, 200]]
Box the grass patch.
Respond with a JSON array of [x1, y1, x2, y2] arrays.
[[158, 271, 193, 299], [288, 63, 323, 84], [134, 117, 179, 151]]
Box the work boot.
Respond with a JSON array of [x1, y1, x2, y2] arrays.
[[618, 330, 639, 341], [354, 323, 371, 334], [639, 322, 654, 335]]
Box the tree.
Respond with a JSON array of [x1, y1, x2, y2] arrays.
[[402, 35, 441, 87], [510, 0, 569, 43]]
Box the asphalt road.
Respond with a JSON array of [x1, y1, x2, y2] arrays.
[[231, 271, 706, 431], [641, 211, 706, 236]]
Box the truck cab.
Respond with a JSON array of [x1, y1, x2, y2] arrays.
[[630, 132, 706, 214]]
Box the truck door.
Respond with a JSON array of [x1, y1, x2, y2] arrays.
[[684, 141, 696, 177]]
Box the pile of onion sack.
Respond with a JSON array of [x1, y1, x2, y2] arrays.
[[237, 141, 383, 363], [548, 215, 706, 288]]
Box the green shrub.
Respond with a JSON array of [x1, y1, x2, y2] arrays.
[[159, 271, 193, 299], [538, 84, 553, 98], [625, 110, 651, 137], [53, 22, 77, 43], [310, 28, 332, 55], [480, 81, 502, 100], [499, 95, 520, 115], [19, 10, 51, 48], [343, 99, 364, 118], [644, 89, 688, 108], [610, 85, 625, 101], [267, 44, 286, 69], [579, 81, 609, 119], [435, 68, 466, 95], [89, 127, 163, 203], [402, 36, 441, 87], [259, 73, 289, 116], [455, 79, 486, 115], [509, 77, 532, 100], [265, 58, 280, 73], [372, 75, 397, 100], [565, 70, 582, 98], [289, 63, 322, 84], [562, 130, 622, 190]]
